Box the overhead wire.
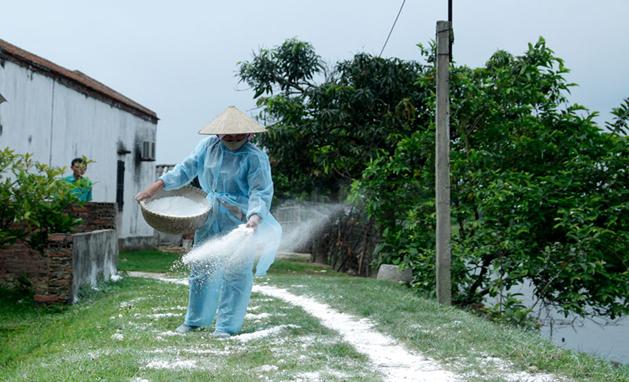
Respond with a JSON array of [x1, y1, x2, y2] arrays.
[[379, 0, 407, 57]]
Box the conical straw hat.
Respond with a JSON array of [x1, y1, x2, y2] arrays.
[[198, 106, 267, 135]]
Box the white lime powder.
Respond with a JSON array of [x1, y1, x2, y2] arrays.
[[145, 196, 206, 217]]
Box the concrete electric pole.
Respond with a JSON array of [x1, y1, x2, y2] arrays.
[[435, 20, 452, 305]]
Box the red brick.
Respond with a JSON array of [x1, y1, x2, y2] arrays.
[[48, 234, 70, 242], [34, 295, 59, 302]]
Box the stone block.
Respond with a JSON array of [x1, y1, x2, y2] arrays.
[[376, 264, 413, 282]]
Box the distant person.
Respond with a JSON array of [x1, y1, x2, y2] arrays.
[[135, 106, 282, 338], [60, 157, 93, 202]]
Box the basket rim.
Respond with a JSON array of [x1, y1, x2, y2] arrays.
[[140, 188, 211, 219]]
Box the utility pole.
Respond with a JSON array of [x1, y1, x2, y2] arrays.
[[448, 0, 453, 61], [435, 20, 451, 305]]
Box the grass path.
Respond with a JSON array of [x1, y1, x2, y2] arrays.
[[254, 284, 459, 381], [151, 272, 562, 382], [2, 252, 628, 381], [147, 271, 456, 380]]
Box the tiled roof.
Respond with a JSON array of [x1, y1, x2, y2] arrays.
[[156, 164, 177, 178], [156, 164, 201, 189], [0, 38, 158, 123]]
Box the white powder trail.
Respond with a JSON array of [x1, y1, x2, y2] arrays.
[[144, 196, 206, 217], [252, 285, 458, 382], [143, 359, 197, 370], [245, 312, 272, 320], [152, 276, 559, 381], [134, 312, 183, 319], [234, 324, 300, 343], [159, 331, 183, 337], [158, 277, 188, 286]]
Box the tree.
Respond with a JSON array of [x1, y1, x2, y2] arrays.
[[238, 39, 434, 269], [238, 38, 431, 201], [0, 148, 83, 253], [354, 38, 629, 324]]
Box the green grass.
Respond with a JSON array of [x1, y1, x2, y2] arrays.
[[1, 250, 628, 381], [0, 271, 376, 381], [118, 249, 182, 273], [267, 275, 629, 381]]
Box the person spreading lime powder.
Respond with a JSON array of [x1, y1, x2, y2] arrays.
[[136, 106, 282, 338]]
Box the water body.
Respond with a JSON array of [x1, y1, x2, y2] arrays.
[[539, 309, 628, 365], [487, 282, 629, 365]]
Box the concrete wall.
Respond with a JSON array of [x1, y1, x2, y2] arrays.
[[72, 230, 118, 303], [0, 59, 156, 246], [156, 231, 184, 246]]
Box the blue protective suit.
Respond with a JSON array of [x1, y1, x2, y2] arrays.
[[159, 136, 282, 334]]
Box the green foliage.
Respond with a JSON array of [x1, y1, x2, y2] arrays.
[[478, 294, 539, 330], [355, 38, 629, 321], [239, 37, 629, 323], [238, 38, 323, 99], [237, 38, 432, 274], [238, 38, 431, 200], [0, 148, 83, 253]]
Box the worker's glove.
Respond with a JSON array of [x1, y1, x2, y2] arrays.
[[246, 214, 261, 232], [135, 180, 164, 202]]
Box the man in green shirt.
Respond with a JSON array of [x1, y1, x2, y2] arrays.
[[60, 157, 93, 202]]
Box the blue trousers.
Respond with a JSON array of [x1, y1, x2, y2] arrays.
[[183, 249, 255, 334]]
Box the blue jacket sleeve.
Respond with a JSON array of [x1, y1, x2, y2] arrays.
[[246, 153, 274, 219], [159, 139, 205, 190]]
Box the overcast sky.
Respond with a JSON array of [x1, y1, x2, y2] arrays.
[[1, 0, 627, 164]]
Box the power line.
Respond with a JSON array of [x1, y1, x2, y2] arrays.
[[379, 0, 407, 57]]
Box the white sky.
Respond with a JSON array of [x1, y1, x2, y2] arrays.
[[1, 0, 627, 164]]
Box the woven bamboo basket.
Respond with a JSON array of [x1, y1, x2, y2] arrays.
[[140, 186, 211, 235]]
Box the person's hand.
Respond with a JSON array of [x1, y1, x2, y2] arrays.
[[246, 214, 261, 232], [135, 180, 165, 202]]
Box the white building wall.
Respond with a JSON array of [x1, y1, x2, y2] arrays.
[[0, 61, 55, 164], [0, 59, 156, 247]]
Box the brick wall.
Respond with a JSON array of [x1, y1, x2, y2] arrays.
[[0, 202, 117, 305], [70, 202, 117, 233], [0, 241, 49, 294]]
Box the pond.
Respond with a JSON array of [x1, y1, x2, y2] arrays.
[[487, 282, 628, 365], [539, 313, 628, 365]]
